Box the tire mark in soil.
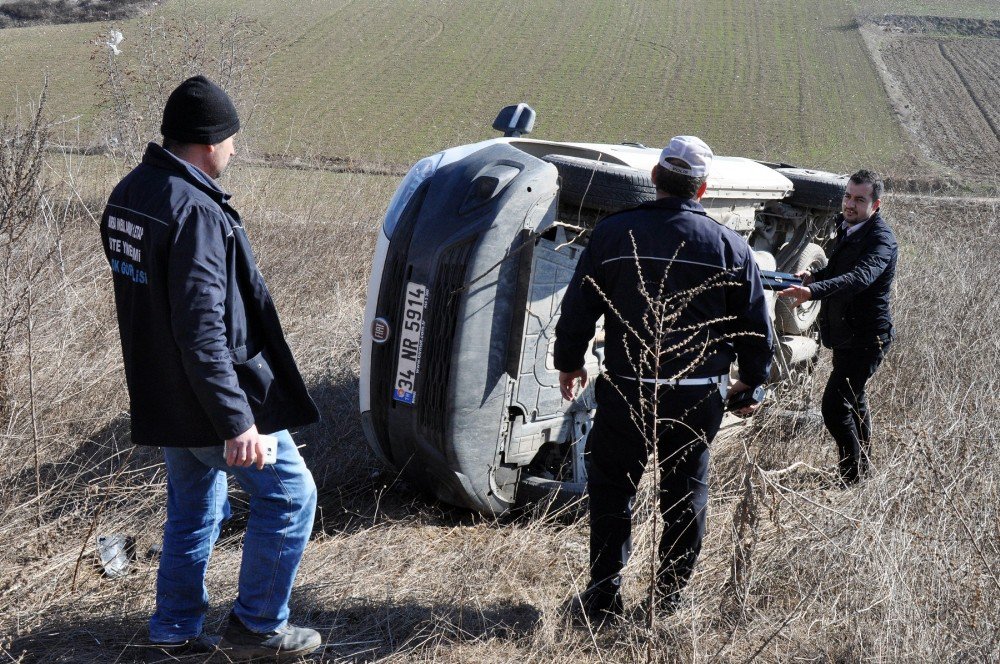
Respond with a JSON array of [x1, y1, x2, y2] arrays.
[[938, 42, 1000, 145], [284, 0, 358, 50], [418, 14, 444, 47], [632, 39, 678, 66]]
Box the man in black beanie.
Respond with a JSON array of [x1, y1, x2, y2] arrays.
[[100, 75, 322, 662]]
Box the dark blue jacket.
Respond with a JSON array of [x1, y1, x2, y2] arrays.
[[100, 143, 319, 446], [553, 197, 773, 386], [810, 211, 897, 349]]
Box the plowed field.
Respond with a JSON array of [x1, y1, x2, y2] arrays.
[[855, 1, 1000, 20], [877, 34, 1000, 179]]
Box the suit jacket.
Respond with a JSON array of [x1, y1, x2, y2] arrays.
[[810, 211, 897, 349], [101, 143, 319, 446]]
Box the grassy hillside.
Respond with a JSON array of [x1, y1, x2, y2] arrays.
[[2, 129, 998, 661], [0, 0, 915, 172]]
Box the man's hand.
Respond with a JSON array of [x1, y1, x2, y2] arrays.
[[794, 270, 814, 286], [727, 380, 761, 418], [778, 284, 812, 309], [225, 424, 265, 470], [559, 369, 588, 401]]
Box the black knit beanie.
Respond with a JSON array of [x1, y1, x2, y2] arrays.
[[160, 75, 240, 145]]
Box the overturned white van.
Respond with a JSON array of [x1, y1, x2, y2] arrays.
[[359, 105, 845, 515]]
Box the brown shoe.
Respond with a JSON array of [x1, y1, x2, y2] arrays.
[[217, 613, 321, 662]]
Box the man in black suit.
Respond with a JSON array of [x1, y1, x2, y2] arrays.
[[779, 170, 897, 485]]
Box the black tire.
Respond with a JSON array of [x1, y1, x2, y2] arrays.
[[775, 243, 827, 334], [775, 167, 848, 211], [542, 154, 655, 213]]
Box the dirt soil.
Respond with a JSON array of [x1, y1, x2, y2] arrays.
[[860, 17, 1000, 183], [0, 0, 157, 29], [872, 14, 1000, 39]]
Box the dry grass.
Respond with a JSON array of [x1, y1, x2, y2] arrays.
[[1, 85, 998, 662]]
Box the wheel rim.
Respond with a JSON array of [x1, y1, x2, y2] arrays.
[[795, 254, 826, 323]]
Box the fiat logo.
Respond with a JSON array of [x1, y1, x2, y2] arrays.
[[372, 317, 390, 344]]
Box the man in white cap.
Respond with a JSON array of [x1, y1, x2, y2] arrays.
[[554, 136, 773, 622]]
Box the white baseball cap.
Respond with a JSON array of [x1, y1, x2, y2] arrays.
[[658, 135, 713, 178]]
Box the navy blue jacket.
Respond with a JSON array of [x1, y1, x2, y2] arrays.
[[101, 143, 319, 446], [810, 211, 897, 349], [554, 197, 773, 386]]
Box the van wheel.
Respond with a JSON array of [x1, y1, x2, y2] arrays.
[[775, 243, 827, 334], [542, 154, 655, 213], [775, 168, 848, 211]]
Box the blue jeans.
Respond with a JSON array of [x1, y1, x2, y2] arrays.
[[149, 430, 317, 642]]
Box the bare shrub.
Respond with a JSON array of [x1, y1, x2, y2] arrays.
[[565, 230, 768, 641], [0, 85, 150, 628], [0, 92, 54, 524], [0, 94, 49, 393], [91, 13, 275, 170]]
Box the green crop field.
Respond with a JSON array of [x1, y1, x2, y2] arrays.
[[0, 0, 922, 173]]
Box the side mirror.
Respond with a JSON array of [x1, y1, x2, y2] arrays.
[[492, 103, 536, 138]]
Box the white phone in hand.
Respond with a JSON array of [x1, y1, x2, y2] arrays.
[[259, 434, 278, 465]]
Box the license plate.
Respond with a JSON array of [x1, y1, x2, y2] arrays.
[[392, 281, 428, 404]]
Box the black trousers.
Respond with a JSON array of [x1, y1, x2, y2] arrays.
[[586, 375, 724, 602], [821, 341, 890, 483]]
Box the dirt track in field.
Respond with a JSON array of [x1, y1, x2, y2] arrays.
[[862, 16, 1000, 183]]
